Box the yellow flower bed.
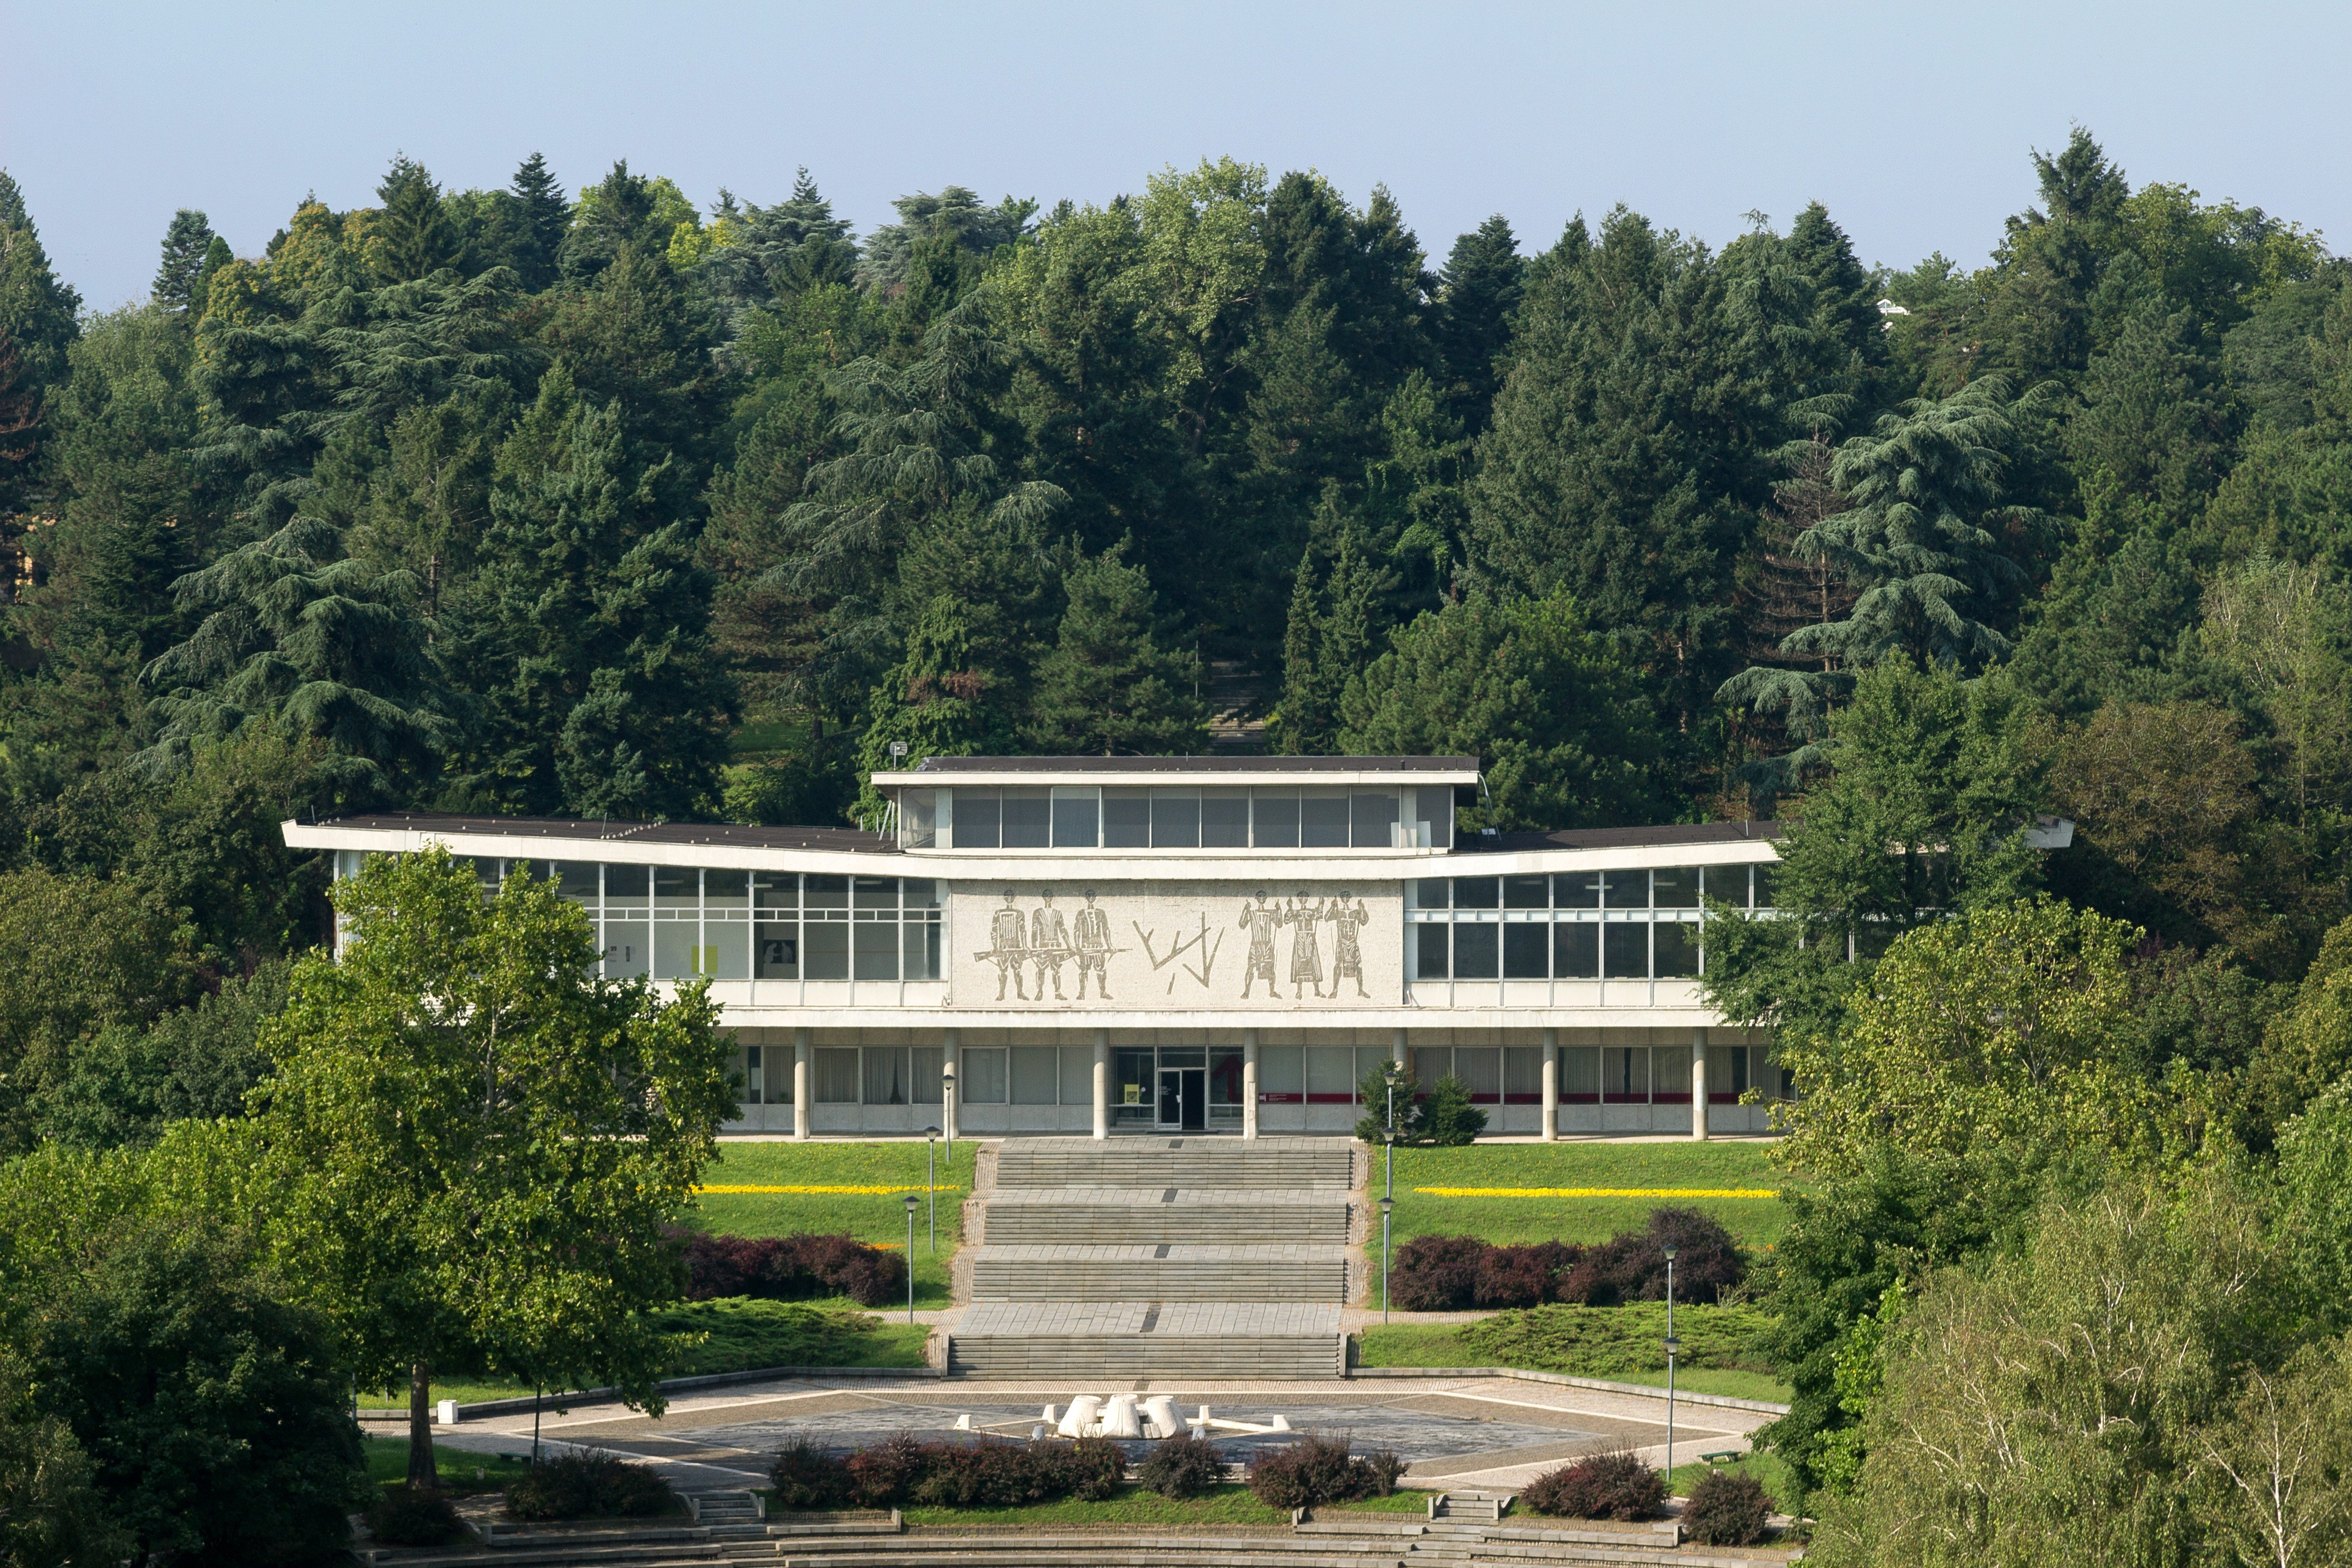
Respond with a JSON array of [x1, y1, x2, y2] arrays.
[[1411, 1186, 1780, 1199]]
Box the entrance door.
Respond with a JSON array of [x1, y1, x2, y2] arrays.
[[1157, 1067, 1208, 1132]]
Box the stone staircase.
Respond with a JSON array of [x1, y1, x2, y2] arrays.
[[949, 1137, 1355, 1379]]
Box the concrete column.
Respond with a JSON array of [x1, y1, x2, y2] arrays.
[[791, 1027, 811, 1142], [1092, 1029, 1109, 1141], [1391, 1028, 1407, 1069], [941, 1028, 960, 1143], [1541, 1028, 1559, 1143], [1242, 1030, 1259, 1141], [1691, 1026, 1710, 1142]]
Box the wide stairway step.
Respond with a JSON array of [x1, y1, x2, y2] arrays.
[[949, 1301, 1343, 1378], [995, 1137, 1355, 1191], [980, 1189, 1351, 1246], [972, 1244, 1350, 1302]]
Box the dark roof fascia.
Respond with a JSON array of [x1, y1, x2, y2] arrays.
[[902, 755, 1480, 775], [1452, 822, 1790, 853], [306, 814, 897, 854]]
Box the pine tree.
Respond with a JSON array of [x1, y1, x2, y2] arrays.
[[192, 235, 232, 311], [1025, 545, 1208, 755], [372, 157, 459, 284], [509, 152, 568, 292], [853, 594, 1018, 819], [0, 329, 39, 516], [0, 169, 84, 393], [152, 210, 217, 314], [1434, 215, 1523, 434]]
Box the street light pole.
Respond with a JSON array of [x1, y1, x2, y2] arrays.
[[1662, 1244, 1679, 1481], [1379, 1196, 1394, 1325], [904, 1195, 919, 1324], [923, 1127, 940, 1253]]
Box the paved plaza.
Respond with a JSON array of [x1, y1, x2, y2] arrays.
[[416, 1372, 1772, 1495]]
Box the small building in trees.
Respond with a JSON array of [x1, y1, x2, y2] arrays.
[[281, 756, 1788, 1140]]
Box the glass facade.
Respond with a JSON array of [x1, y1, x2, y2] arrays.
[[1403, 865, 1771, 984], [931, 785, 1452, 851]]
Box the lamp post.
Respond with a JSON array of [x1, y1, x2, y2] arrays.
[[1384, 1080, 1396, 1202], [1379, 1196, 1394, 1325], [923, 1126, 940, 1253], [941, 1062, 956, 1167], [904, 1194, 919, 1323], [1662, 1244, 1678, 1481]]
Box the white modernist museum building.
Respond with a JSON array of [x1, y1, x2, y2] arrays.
[[283, 756, 1788, 1141]]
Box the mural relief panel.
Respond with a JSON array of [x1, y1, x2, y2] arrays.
[[950, 882, 1402, 1008]]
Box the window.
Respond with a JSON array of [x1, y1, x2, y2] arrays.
[[1051, 787, 1098, 848], [1012, 1046, 1060, 1104], [1504, 874, 1549, 909], [1503, 924, 1549, 978], [1655, 921, 1700, 979], [1411, 786, 1453, 849], [1151, 789, 1200, 848], [1201, 789, 1249, 848], [864, 1047, 910, 1105], [605, 864, 649, 905], [964, 1047, 1008, 1103], [1416, 879, 1450, 910], [804, 921, 849, 980], [1652, 867, 1700, 909], [1059, 1047, 1092, 1106], [1561, 1045, 1599, 1100], [1554, 871, 1600, 909], [1505, 1046, 1542, 1102], [1350, 791, 1398, 848], [814, 1049, 860, 1103], [901, 788, 938, 849], [1301, 790, 1349, 847], [556, 862, 599, 903], [1604, 1045, 1649, 1101], [1754, 863, 1776, 909], [1253, 791, 1301, 848], [1453, 923, 1499, 978], [1554, 923, 1598, 979], [1457, 1047, 1501, 1102], [853, 921, 899, 980], [1114, 1049, 1155, 1121], [953, 790, 1001, 848], [656, 865, 698, 910], [1103, 789, 1150, 847], [1411, 1046, 1452, 1094], [1602, 923, 1649, 980], [1305, 1046, 1355, 1100], [1416, 923, 1449, 979], [1602, 872, 1647, 910], [1003, 789, 1050, 848], [1453, 877, 1499, 910], [756, 924, 797, 977], [742, 1044, 763, 1104]]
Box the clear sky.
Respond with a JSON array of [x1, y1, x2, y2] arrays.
[[5, 1, 2344, 311]]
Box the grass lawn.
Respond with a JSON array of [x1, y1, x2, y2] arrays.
[[1357, 1302, 1789, 1404], [1667, 1448, 1803, 1509], [356, 1299, 929, 1411], [691, 1140, 968, 1311], [364, 1436, 534, 1493], [1371, 1142, 1788, 1251], [899, 1484, 1428, 1528]]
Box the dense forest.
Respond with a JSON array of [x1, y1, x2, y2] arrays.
[[10, 130, 2352, 1559]]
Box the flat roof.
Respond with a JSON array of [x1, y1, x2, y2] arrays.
[[877, 755, 1480, 789], [296, 813, 896, 853], [1455, 822, 1789, 853]]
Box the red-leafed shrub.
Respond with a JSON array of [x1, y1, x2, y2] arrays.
[[1475, 1241, 1581, 1308], [1682, 1469, 1775, 1545], [840, 1434, 1127, 1508], [1519, 1449, 1664, 1521], [1245, 1433, 1404, 1509], [670, 1229, 906, 1308], [1553, 1210, 1742, 1306], [1390, 1234, 1487, 1311], [1136, 1430, 1226, 1499], [769, 1436, 851, 1509]]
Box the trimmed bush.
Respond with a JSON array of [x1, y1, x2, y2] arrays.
[[1475, 1241, 1580, 1308], [1682, 1469, 1775, 1545], [368, 1487, 464, 1545], [1555, 1209, 1741, 1307], [769, 1435, 851, 1509], [842, 1434, 1127, 1508], [505, 1451, 679, 1520], [1245, 1433, 1395, 1510], [1422, 1076, 1488, 1145], [1391, 1234, 1488, 1311], [846, 1432, 925, 1506], [671, 1230, 907, 1308], [1136, 1430, 1226, 1499], [1519, 1450, 1665, 1521]]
